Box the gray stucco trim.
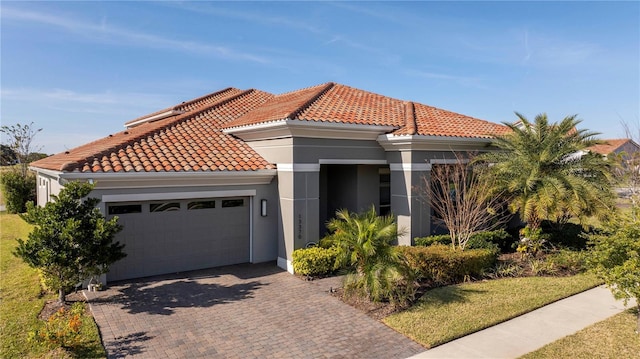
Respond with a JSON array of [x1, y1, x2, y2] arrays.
[[30, 167, 277, 186], [225, 119, 397, 142], [318, 159, 387, 165], [101, 189, 257, 202], [30, 170, 276, 190], [378, 134, 494, 151], [277, 163, 321, 172], [390, 163, 431, 171]]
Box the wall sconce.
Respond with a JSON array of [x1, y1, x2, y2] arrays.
[[260, 199, 267, 217]]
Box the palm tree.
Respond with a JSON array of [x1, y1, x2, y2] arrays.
[[323, 206, 413, 303], [477, 113, 615, 231]]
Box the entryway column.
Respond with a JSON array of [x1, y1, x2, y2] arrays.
[[389, 162, 431, 245], [276, 163, 320, 273]]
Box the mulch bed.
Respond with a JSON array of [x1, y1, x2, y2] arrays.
[[38, 291, 87, 321]]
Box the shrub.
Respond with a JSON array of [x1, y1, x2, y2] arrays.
[[398, 244, 498, 285], [414, 234, 451, 247], [544, 249, 589, 274], [30, 303, 84, 349], [415, 229, 512, 253], [323, 206, 414, 305], [486, 261, 525, 278], [542, 221, 592, 250], [516, 227, 549, 257], [467, 229, 513, 252], [0, 171, 36, 213], [529, 259, 559, 276], [292, 246, 341, 277]]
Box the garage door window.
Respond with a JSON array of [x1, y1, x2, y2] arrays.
[[187, 200, 216, 210], [108, 204, 142, 215], [222, 199, 244, 208], [150, 202, 181, 212]]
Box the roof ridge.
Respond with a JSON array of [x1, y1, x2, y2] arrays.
[[284, 82, 335, 120], [403, 101, 417, 135], [60, 89, 258, 172], [172, 87, 236, 112], [125, 87, 237, 127]]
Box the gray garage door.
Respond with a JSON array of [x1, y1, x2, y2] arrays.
[[106, 197, 250, 281]]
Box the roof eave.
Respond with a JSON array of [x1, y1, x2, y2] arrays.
[[31, 168, 277, 188], [377, 134, 496, 152], [224, 119, 397, 141], [124, 109, 185, 129]]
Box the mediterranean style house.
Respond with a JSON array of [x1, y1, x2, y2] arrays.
[[30, 82, 508, 282]]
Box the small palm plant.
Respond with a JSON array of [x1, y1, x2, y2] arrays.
[[323, 206, 414, 305]]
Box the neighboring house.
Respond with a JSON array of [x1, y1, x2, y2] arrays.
[[587, 138, 640, 159], [30, 82, 508, 282]]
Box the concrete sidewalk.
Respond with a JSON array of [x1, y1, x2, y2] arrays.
[[408, 286, 635, 359]]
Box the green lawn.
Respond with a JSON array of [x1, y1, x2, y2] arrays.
[[383, 275, 603, 348], [520, 309, 640, 359], [0, 213, 105, 358]]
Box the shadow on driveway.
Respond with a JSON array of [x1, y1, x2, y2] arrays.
[[109, 331, 154, 358], [97, 279, 264, 315], [87, 262, 424, 358]]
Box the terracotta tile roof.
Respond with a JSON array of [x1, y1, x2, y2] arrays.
[[401, 102, 511, 138], [124, 88, 242, 127], [32, 89, 275, 173], [588, 138, 633, 155], [32, 82, 509, 174], [223, 83, 334, 127], [225, 83, 507, 138]]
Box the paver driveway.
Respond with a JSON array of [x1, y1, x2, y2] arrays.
[[86, 262, 424, 358]]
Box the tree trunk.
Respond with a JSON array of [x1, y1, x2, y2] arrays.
[[58, 288, 66, 303], [637, 303, 639, 334]]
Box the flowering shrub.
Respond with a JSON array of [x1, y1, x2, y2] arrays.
[[516, 227, 548, 257], [30, 303, 84, 349]]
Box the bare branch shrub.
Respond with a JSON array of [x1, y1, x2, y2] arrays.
[[417, 152, 507, 250]]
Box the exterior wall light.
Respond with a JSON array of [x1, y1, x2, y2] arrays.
[[260, 199, 267, 217]]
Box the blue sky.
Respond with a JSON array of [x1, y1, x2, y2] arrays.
[[2, 1, 638, 154]]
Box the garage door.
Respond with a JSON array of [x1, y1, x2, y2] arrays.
[[106, 197, 250, 281]]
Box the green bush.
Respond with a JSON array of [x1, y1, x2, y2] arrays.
[[415, 229, 512, 253], [544, 249, 588, 274], [398, 244, 498, 285], [468, 229, 513, 252], [0, 171, 36, 213], [414, 234, 451, 247], [292, 246, 341, 277], [542, 221, 592, 249]]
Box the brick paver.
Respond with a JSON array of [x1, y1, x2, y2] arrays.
[[86, 263, 424, 358]]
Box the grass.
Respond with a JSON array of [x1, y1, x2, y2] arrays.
[[383, 274, 603, 348], [520, 308, 640, 359], [0, 213, 105, 358]]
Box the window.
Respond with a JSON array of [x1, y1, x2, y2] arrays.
[[222, 199, 244, 208], [379, 168, 391, 216], [108, 204, 142, 215], [150, 202, 181, 212], [188, 200, 216, 210]]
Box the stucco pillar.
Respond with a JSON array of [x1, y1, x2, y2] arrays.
[[390, 162, 431, 245], [276, 164, 320, 273]]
